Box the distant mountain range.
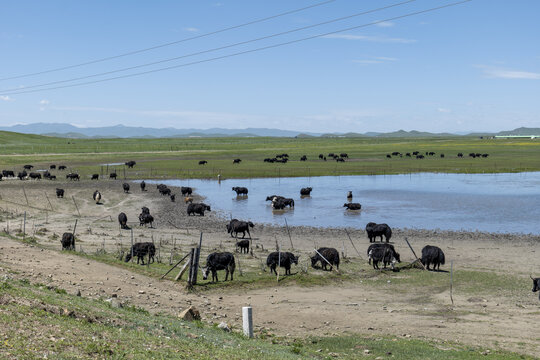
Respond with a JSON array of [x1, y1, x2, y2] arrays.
[[0, 123, 539, 139]]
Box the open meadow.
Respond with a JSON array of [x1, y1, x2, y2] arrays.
[[0, 134, 539, 359]]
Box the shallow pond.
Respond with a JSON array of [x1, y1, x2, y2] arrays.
[[147, 172, 540, 234]]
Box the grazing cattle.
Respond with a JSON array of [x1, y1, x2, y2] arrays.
[[233, 159, 242, 164], [311, 247, 340, 271], [61, 232, 75, 251], [266, 252, 299, 275], [232, 186, 248, 196], [300, 155, 307, 161], [482, 153, 489, 158], [66, 173, 80, 181], [2, 170, 14, 177], [0, 174, 2, 181], [412, 151, 419, 155], [428, 152, 435, 156], [340, 153, 348, 158], [23, 165, 34, 170], [139, 213, 154, 227], [170, 194, 176, 202], [365, 222, 392, 243], [48, 175, 56, 180], [109, 172, 117, 179], [319, 154, 324, 159], [386, 154, 392, 159], [28, 172, 41, 180], [125, 161, 136, 168], [43, 171, 51, 179], [141, 206, 150, 215], [300, 187, 312, 196], [17, 171, 27, 180], [187, 203, 211, 216], [140, 180, 146, 191], [202, 252, 235, 282], [369, 245, 400, 270], [475, 153, 481, 157], [125, 242, 155, 265], [118, 212, 128, 229], [93, 190, 102, 204], [406, 153, 411, 157], [367, 243, 401, 265], [184, 197, 193, 204], [440, 154, 445, 158], [457, 153, 463, 157], [336, 158, 345, 162], [531, 276, 540, 300], [158, 186, 171, 196], [199, 160, 207, 165], [227, 219, 254, 239], [347, 191, 353, 200], [235, 239, 250, 254], [122, 183, 130, 193], [416, 155, 424, 159], [391, 152, 400, 156], [180, 187, 193, 196], [58, 165, 67, 170], [343, 202, 361, 210], [328, 153, 335, 157], [421, 245, 445, 271], [91, 174, 99, 180], [56, 188, 64, 198], [50, 165, 56, 170]]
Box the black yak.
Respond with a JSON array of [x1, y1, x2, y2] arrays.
[[227, 219, 254, 239], [311, 247, 340, 271], [122, 183, 130, 193], [232, 186, 248, 196], [365, 222, 392, 243], [61, 232, 75, 251], [118, 212, 128, 229], [56, 188, 64, 198], [343, 202, 361, 210], [187, 203, 210, 216], [300, 187, 312, 196], [202, 252, 235, 282], [421, 245, 445, 271], [125, 242, 155, 265], [266, 252, 299, 275]]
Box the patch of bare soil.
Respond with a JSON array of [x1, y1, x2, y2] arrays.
[[0, 179, 539, 356]]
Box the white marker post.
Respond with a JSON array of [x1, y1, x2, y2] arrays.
[[242, 306, 253, 338]]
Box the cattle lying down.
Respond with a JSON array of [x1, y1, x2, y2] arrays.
[[266, 252, 299, 275], [365, 222, 392, 243], [203, 252, 235, 282], [421, 245, 445, 271], [368, 245, 400, 270], [343, 202, 361, 210], [61, 232, 75, 251], [531, 276, 540, 300], [311, 247, 340, 271], [125, 242, 155, 265]]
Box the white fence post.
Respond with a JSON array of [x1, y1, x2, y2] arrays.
[[242, 306, 253, 338]]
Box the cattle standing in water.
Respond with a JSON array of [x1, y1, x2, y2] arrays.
[[266, 252, 299, 275], [227, 219, 254, 239], [347, 191, 353, 200], [343, 203, 361, 210], [140, 180, 146, 191], [300, 187, 312, 196], [56, 188, 64, 198], [311, 248, 340, 271], [236, 239, 250, 254], [202, 252, 236, 282], [266, 195, 284, 202], [531, 276, 540, 300], [125, 242, 155, 265], [232, 186, 248, 196], [61, 233, 75, 250], [365, 222, 392, 243], [91, 174, 99, 180], [421, 245, 445, 271], [118, 212, 128, 229], [187, 203, 210, 216], [93, 190, 102, 204], [122, 183, 130, 193]]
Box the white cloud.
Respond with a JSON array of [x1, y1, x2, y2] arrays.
[[39, 99, 50, 105], [324, 33, 416, 44], [184, 27, 199, 33], [438, 108, 451, 113], [353, 56, 397, 64], [479, 66, 540, 80], [0, 95, 13, 101], [375, 21, 394, 28]]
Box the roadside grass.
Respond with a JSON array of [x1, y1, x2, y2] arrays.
[[1, 135, 540, 179], [0, 278, 533, 360]]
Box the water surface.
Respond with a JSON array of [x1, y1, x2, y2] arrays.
[[147, 173, 540, 234]]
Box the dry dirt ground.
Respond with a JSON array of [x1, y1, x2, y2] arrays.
[[0, 179, 538, 356]]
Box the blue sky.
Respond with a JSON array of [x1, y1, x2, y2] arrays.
[[0, 0, 539, 133]]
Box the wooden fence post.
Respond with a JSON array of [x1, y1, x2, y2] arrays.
[[72, 196, 81, 217], [284, 218, 294, 250]]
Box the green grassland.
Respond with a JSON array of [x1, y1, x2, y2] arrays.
[[0, 132, 539, 178], [0, 278, 533, 360]]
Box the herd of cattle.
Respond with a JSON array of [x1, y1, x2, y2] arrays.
[[386, 151, 490, 159], [40, 158, 536, 300]]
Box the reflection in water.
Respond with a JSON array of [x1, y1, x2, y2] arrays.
[[146, 172, 540, 234]]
